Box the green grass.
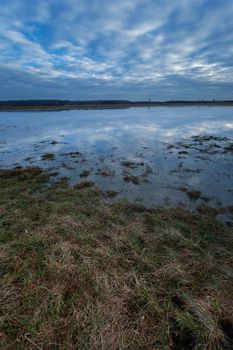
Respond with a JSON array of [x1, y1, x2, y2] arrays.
[[0, 168, 233, 349], [79, 170, 91, 178]]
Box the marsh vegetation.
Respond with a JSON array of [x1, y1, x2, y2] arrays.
[[0, 168, 233, 349]]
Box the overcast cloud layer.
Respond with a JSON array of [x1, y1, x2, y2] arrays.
[[0, 0, 233, 100]]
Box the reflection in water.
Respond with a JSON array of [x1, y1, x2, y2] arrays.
[[0, 106, 233, 211]]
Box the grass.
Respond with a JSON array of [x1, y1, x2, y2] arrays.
[[41, 153, 55, 161], [121, 161, 144, 169], [105, 190, 118, 198], [74, 181, 95, 189], [179, 188, 209, 202], [79, 170, 91, 178], [185, 190, 202, 200], [0, 168, 233, 349], [123, 174, 140, 185]]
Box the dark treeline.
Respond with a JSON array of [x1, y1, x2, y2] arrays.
[[0, 99, 233, 110], [0, 100, 131, 107]]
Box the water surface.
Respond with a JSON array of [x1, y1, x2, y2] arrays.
[[0, 106, 233, 212]]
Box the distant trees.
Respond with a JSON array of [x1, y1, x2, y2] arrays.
[[0, 99, 132, 108], [0, 99, 232, 110]]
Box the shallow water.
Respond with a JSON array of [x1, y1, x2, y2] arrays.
[[0, 106, 233, 211]]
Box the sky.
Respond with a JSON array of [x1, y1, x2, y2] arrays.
[[0, 0, 233, 101]]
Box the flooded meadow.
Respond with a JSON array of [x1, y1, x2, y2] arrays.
[[0, 106, 233, 217]]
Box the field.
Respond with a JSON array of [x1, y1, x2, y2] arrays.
[[1, 168, 233, 349]]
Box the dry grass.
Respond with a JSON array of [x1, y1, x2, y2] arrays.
[[0, 169, 233, 349]]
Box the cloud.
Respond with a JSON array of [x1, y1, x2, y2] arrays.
[[0, 0, 233, 100]]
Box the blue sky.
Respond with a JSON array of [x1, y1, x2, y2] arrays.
[[0, 0, 233, 100]]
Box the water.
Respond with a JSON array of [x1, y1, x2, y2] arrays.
[[0, 106, 233, 211]]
